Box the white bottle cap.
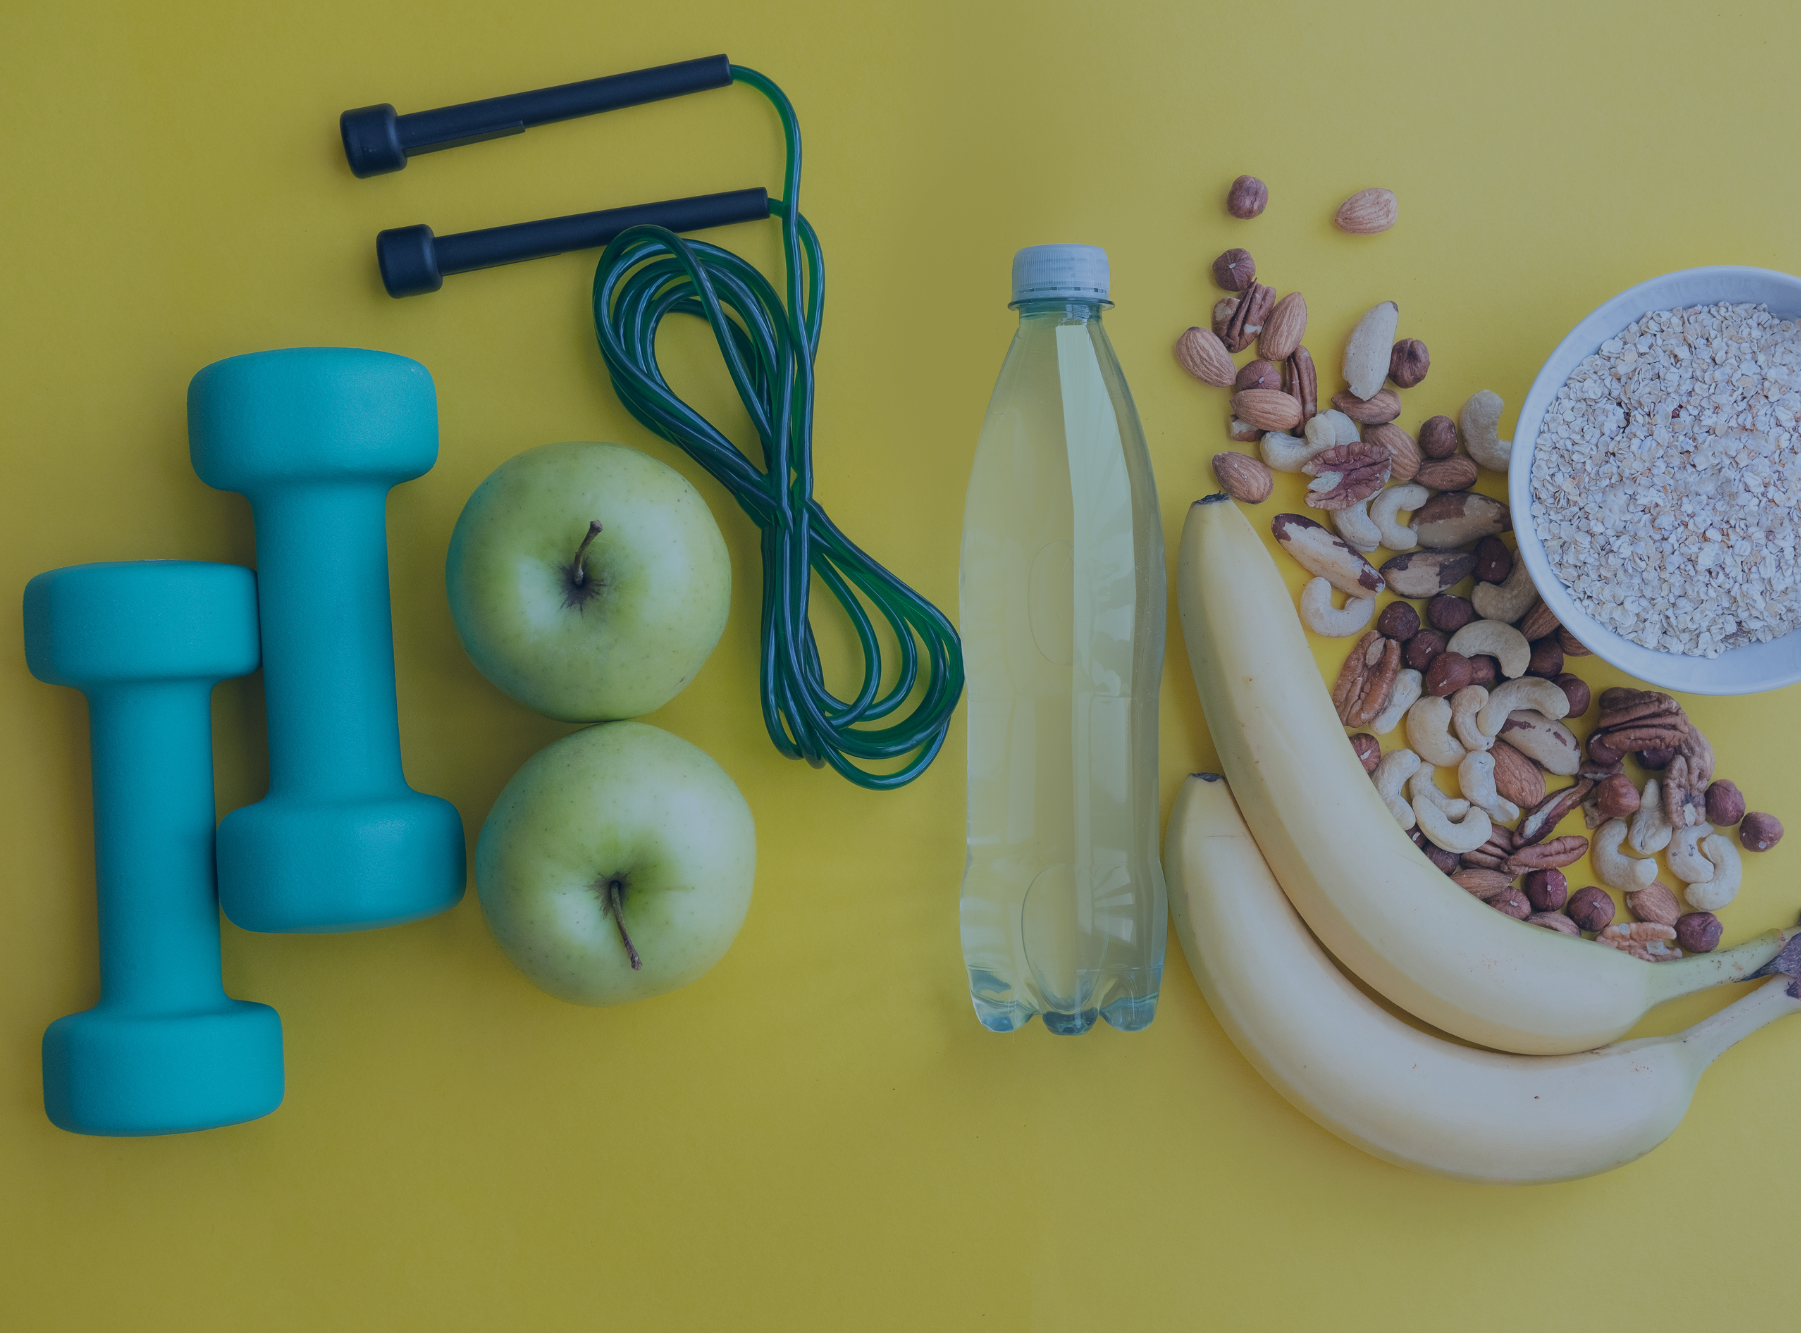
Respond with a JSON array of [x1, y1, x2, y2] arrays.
[[1010, 244, 1110, 305]]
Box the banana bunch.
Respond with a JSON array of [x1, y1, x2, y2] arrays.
[[1176, 495, 1787, 1056], [1165, 772, 1801, 1184]]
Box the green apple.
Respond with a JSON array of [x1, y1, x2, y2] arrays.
[[475, 720, 756, 1006], [446, 441, 731, 721]]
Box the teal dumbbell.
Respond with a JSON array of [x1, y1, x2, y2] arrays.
[[189, 347, 465, 933], [24, 561, 284, 1136]]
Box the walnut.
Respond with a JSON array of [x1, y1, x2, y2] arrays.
[[1212, 297, 1239, 339], [1663, 723, 1715, 829], [1302, 441, 1391, 511], [1595, 921, 1682, 962]]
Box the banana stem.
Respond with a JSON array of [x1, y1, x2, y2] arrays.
[[1644, 928, 1793, 1006], [1669, 975, 1801, 1076]]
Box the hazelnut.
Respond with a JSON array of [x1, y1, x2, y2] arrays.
[[1235, 359, 1282, 392], [1410, 829, 1460, 875], [1404, 629, 1447, 671], [1625, 883, 1681, 927], [1594, 774, 1640, 821], [1523, 638, 1562, 678], [1566, 886, 1615, 934], [1418, 415, 1459, 459], [1588, 732, 1625, 766], [1349, 733, 1381, 773], [1212, 248, 1256, 292], [1473, 536, 1513, 585], [1212, 297, 1239, 338], [1226, 175, 1268, 220], [1555, 673, 1591, 717], [1376, 601, 1420, 641], [1426, 594, 1474, 633], [1423, 651, 1472, 698], [1389, 338, 1430, 389], [1741, 813, 1784, 852], [1637, 746, 1675, 770], [1490, 886, 1531, 920], [1675, 912, 1723, 954], [1465, 654, 1499, 686], [1704, 779, 1746, 827], [1523, 868, 1568, 912]]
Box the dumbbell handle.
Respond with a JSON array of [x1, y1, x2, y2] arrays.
[[253, 486, 405, 799], [87, 681, 229, 1011]]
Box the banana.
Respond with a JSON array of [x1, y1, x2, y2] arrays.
[[1177, 495, 1787, 1054], [1167, 773, 1801, 1183]]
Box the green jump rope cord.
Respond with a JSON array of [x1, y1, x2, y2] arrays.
[[591, 66, 963, 790]]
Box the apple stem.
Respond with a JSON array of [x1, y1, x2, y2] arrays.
[[607, 877, 642, 970], [570, 520, 604, 587]]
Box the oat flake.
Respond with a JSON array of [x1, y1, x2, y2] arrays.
[[1531, 302, 1801, 658]]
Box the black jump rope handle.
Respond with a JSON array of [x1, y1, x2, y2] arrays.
[[341, 54, 769, 298]]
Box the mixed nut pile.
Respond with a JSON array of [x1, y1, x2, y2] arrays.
[[1177, 175, 1786, 960]]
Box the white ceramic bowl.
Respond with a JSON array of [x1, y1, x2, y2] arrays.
[[1509, 265, 1801, 696]]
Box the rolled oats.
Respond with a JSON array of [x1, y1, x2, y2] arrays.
[[1530, 303, 1801, 657]]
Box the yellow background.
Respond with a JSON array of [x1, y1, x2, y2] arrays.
[[3, 1, 1799, 1328]]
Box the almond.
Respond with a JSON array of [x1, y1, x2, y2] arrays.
[[1174, 326, 1235, 388], [1212, 451, 1273, 504], [1451, 868, 1514, 900], [1334, 187, 1398, 234], [1329, 387, 1402, 424], [1626, 882, 1682, 927], [1258, 292, 1308, 362], [1363, 423, 1419, 483], [1231, 388, 1303, 433], [1414, 455, 1479, 491], [1518, 599, 1561, 641]]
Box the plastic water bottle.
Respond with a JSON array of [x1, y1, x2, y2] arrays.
[[958, 245, 1168, 1035]]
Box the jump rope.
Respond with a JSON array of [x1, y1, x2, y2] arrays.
[[342, 58, 963, 789]]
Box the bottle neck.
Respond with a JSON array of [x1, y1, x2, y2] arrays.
[[1012, 297, 1111, 323]]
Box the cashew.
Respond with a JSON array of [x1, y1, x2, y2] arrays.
[[1450, 685, 1492, 752], [1370, 483, 1428, 552], [1373, 748, 1421, 828], [1490, 709, 1581, 776], [1370, 668, 1422, 734], [1305, 410, 1359, 453], [1413, 792, 1492, 855], [1628, 778, 1673, 854], [1262, 429, 1326, 472], [1447, 619, 1532, 679], [1594, 819, 1658, 891], [1331, 498, 1383, 554], [1299, 577, 1376, 637], [1471, 556, 1536, 624], [1409, 765, 1471, 819], [1667, 823, 1716, 883], [1404, 695, 1466, 768], [1685, 836, 1741, 911], [1457, 749, 1520, 823], [1475, 676, 1571, 735], [1460, 389, 1513, 472]]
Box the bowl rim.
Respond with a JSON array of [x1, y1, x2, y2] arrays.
[[1508, 264, 1801, 697]]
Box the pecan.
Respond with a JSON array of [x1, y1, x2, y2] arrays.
[[1515, 779, 1595, 846], [1284, 346, 1318, 422], [1221, 282, 1275, 354], [1302, 441, 1391, 511], [1332, 632, 1401, 728], [1502, 835, 1589, 875], [1589, 688, 1689, 764], [1663, 723, 1715, 830], [1596, 688, 1684, 729], [1595, 922, 1683, 963], [1460, 824, 1517, 871]]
